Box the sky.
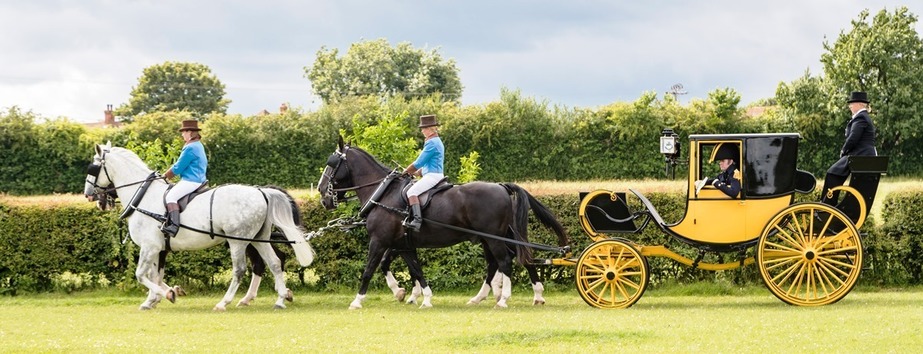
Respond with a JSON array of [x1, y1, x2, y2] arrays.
[[2, 1, 921, 123]]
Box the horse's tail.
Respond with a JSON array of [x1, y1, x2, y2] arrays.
[[503, 183, 569, 265], [262, 187, 315, 267]]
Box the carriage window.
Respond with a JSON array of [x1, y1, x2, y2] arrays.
[[697, 142, 741, 182], [698, 144, 722, 180]]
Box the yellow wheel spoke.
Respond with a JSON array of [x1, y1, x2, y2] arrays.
[[771, 225, 803, 250], [815, 260, 845, 288], [785, 262, 807, 297], [816, 256, 855, 278], [765, 256, 799, 271], [765, 240, 802, 254]]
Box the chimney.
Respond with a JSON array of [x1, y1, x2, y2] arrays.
[[104, 104, 115, 126]]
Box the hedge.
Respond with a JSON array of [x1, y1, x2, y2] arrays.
[[2, 189, 922, 295], [5, 94, 923, 196]]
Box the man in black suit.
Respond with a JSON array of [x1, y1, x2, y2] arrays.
[[820, 91, 878, 205]]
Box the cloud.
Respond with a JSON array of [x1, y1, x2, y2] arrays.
[[1, 1, 921, 122]]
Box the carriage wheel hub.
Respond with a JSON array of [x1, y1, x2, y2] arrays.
[[606, 270, 616, 281], [804, 249, 816, 261]]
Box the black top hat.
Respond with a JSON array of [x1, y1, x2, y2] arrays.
[[418, 114, 440, 128], [847, 91, 869, 104], [712, 143, 739, 162], [178, 119, 201, 132]]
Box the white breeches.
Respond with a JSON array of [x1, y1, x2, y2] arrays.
[[165, 180, 202, 203], [406, 173, 444, 197]]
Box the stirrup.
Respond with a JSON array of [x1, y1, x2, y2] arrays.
[[161, 222, 178, 237], [403, 218, 421, 231]]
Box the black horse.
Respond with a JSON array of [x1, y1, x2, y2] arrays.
[[319, 138, 568, 309]]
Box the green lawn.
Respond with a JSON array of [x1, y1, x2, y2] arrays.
[[2, 288, 921, 353]]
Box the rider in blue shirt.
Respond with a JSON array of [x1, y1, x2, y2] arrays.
[[402, 114, 445, 231], [161, 119, 208, 237]]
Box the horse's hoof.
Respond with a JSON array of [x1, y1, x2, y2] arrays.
[[348, 305, 361, 310], [139, 305, 153, 311], [237, 299, 251, 307], [173, 285, 187, 296], [165, 289, 176, 303], [395, 288, 406, 302], [533, 299, 545, 306], [419, 303, 433, 309], [285, 289, 294, 302], [467, 298, 483, 305], [274, 304, 286, 310], [405, 299, 416, 305], [213, 306, 226, 312]]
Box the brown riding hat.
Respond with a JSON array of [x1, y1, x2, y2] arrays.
[[178, 119, 202, 132], [418, 114, 440, 128]]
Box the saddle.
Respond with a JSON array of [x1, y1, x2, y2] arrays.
[[401, 178, 453, 210], [163, 180, 210, 212]]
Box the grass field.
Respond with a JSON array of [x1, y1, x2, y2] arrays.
[[1, 287, 922, 353]]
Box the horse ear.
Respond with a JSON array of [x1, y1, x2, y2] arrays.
[[337, 135, 344, 151]]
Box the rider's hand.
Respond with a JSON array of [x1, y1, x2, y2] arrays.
[[694, 178, 708, 196], [163, 169, 175, 180]]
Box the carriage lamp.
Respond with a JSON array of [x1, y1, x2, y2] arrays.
[[660, 128, 681, 178], [660, 129, 678, 155]]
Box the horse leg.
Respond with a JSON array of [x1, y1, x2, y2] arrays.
[[136, 248, 172, 310], [525, 264, 545, 305], [380, 249, 407, 302], [250, 242, 290, 309], [399, 249, 432, 309], [238, 244, 264, 307], [214, 243, 248, 311], [491, 245, 515, 309], [350, 241, 388, 310], [468, 243, 499, 305]]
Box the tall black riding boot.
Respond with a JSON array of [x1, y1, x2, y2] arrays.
[[819, 173, 849, 205], [403, 197, 423, 232], [161, 203, 181, 237]]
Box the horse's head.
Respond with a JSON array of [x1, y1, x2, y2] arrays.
[[84, 142, 116, 210], [318, 137, 352, 210]]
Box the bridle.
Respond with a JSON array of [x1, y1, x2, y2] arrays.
[[86, 147, 164, 207], [320, 146, 386, 208]]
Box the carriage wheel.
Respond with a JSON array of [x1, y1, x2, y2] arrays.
[[575, 239, 649, 309], [757, 203, 862, 306]]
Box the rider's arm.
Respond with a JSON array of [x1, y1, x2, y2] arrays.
[[841, 117, 869, 157], [711, 170, 741, 198]]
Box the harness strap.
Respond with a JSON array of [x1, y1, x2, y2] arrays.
[[421, 218, 568, 254], [209, 187, 217, 239], [119, 172, 158, 219]]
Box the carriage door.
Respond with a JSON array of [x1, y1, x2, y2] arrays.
[[687, 141, 747, 244]]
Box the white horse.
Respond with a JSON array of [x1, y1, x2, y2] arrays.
[[83, 142, 314, 310]]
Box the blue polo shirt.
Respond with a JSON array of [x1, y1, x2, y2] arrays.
[[412, 137, 444, 174], [171, 141, 208, 183]]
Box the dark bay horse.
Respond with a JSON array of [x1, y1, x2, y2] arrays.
[[318, 138, 568, 309]]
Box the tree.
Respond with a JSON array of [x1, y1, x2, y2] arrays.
[[820, 7, 923, 174], [116, 61, 230, 121], [305, 38, 463, 104]]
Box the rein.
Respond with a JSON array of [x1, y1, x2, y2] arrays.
[[331, 177, 386, 193], [422, 218, 570, 254]]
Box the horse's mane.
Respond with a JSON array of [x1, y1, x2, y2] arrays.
[[347, 145, 394, 173], [110, 147, 154, 173]]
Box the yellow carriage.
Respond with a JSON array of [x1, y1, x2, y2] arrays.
[[564, 133, 888, 309]]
